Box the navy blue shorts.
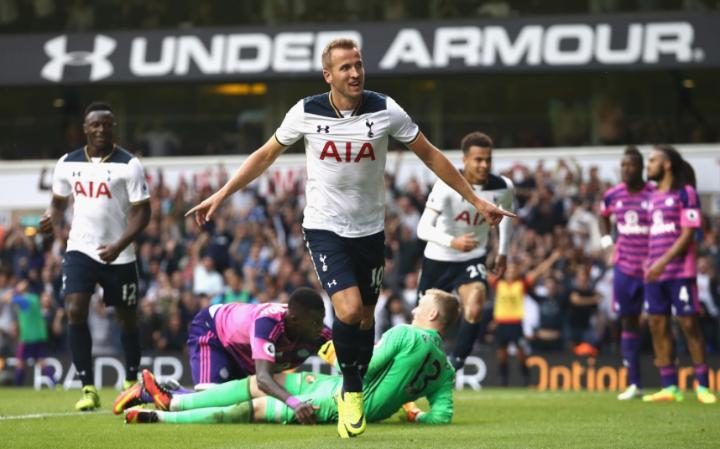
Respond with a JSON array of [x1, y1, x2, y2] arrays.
[[495, 323, 525, 347], [303, 228, 385, 305], [644, 277, 700, 316], [16, 341, 49, 361], [612, 267, 645, 317], [417, 256, 488, 303], [62, 250, 140, 308], [187, 306, 249, 386]]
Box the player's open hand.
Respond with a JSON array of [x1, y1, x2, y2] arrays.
[[39, 213, 54, 235], [451, 233, 479, 252], [186, 191, 225, 226], [293, 401, 318, 425]]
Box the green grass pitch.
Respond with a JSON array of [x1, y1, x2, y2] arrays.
[[1, 388, 719, 449]]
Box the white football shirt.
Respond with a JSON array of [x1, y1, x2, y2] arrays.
[[274, 90, 419, 238], [52, 146, 150, 264], [420, 173, 514, 262]]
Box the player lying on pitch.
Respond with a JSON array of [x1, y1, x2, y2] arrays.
[[124, 289, 459, 431]]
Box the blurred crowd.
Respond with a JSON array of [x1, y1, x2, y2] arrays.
[[1, 156, 720, 375], [2, 1, 715, 34]]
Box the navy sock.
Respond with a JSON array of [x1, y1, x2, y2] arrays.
[[451, 319, 481, 366], [333, 319, 363, 392], [356, 326, 375, 377], [69, 322, 94, 386], [120, 329, 141, 382]]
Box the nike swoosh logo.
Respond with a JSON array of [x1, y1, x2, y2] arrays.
[[348, 414, 365, 430]]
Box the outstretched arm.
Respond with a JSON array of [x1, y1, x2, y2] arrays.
[[407, 133, 515, 225], [404, 375, 454, 425], [187, 137, 286, 224], [254, 360, 316, 425], [527, 251, 561, 284]]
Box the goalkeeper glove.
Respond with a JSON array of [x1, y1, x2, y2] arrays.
[[402, 402, 423, 422], [317, 340, 337, 365]]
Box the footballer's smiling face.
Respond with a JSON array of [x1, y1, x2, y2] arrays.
[[323, 47, 365, 108], [463, 145, 492, 185], [83, 110, 115, 153]]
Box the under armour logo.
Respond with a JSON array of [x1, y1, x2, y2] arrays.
[[327, 279, 337, 288], [72, 171, 81, 177], [41, 34, 116, 82], [317, 125, 330, 133], [365, 119, 374, 138], [319, 254, 328, 272]]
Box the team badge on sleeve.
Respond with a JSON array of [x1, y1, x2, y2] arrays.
[[263, 342, 276, 357], [681, 208, 701, 228]]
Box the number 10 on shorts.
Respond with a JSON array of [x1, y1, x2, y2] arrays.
[[370, 266, 384, 293]]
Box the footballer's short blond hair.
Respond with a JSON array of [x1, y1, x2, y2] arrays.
[[423, 288, 460, 329], [321, 38, 360, 69]]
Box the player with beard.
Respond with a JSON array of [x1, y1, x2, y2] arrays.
[[641, 145, 715, 404]]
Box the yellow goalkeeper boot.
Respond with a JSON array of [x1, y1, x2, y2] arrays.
[[75, 385, 101, 411]]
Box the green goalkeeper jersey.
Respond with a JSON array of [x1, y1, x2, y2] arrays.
[[363, 324, 455, 424]]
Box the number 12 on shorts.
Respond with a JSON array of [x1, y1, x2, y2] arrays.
[[122, 283, 137, 306]]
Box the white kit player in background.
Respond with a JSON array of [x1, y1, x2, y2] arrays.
[[40, 101, 151, 411], [417, 132, 514, 371], [187, 38, 514, 438]]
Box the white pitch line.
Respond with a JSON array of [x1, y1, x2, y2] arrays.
[[0, 410, 112, 421]]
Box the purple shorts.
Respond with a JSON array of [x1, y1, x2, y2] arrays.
[[644, 277, 700, 316], [187, 307, 250, 386], [16, 341, 49, 361], [612, 267, 644, 317]]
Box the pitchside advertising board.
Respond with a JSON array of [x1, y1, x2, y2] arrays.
[[4, 353, 720, 391], [0, 12, 719, 85]]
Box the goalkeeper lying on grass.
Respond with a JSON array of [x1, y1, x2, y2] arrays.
[[124, 289, 458, 426]]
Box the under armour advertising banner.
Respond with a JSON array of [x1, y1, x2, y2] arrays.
[[0, 12, 719, 85]]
